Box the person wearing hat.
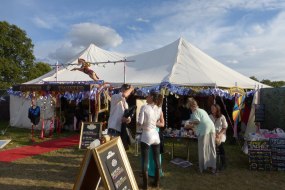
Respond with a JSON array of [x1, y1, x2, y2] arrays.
[[71, 58, 100, 81]]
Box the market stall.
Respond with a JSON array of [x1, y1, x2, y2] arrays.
[[9, 82, 111, 138]]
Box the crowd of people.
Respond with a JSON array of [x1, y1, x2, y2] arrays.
[[106, 83, 229, 190]]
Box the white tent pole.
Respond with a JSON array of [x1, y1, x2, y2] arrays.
[[124, 61, 126, 83], [56, 61, 58, 82]]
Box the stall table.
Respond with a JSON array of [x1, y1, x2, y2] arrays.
[[164, 135, 197, 161]]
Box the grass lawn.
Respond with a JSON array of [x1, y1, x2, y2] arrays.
[[0, 121, 285, 190]]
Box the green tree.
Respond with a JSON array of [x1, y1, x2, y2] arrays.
[[249, 76, 285, 88], [267, 80, 285, 88], [260, 79, 272, 87], [250, 76, 259, 82], [0, 21, 35, 89], [27, 62, 52, 81]]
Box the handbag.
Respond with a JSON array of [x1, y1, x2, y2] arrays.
[[215, 135, 222, 146]]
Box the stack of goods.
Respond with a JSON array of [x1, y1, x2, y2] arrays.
[[248, 141, 271, 171], [163, 128, 196, 138], [270, 138, 285, 171]]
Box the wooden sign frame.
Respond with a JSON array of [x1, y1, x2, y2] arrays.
[[73, 149, 101, 190], [79, 122, 102, 149], [98, 90, 109, 114], [93, 137, 138, 190]]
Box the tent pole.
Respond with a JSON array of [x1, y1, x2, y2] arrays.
[[94, 92, 99, 122], [56, 61, 58, 82], [124, 61, 126, 83], [165, 96, 168, 128], [59, 96, 62, 134], [89, 98, 92, 122]]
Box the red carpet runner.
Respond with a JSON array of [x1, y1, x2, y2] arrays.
[[0, 135, 79, 162]]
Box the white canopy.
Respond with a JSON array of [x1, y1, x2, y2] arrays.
[[13, 38, 270, 128], [25, 43, 126, 84], [26, 37, 268, 89]]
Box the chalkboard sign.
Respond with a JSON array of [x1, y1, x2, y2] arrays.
[[269, 138, 285, 171], [255, 104, 265, 122], [248, 141, 271, 171], [73, 150, 101, 190], [93, 137, 138, 190], [79, 122, 102, 149]]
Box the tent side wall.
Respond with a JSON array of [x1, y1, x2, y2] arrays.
[[10, 95, 32, 128], [260, 88, 285, 130], [10, 95, 55, 129]]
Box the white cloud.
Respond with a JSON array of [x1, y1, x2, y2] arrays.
[[44, 22, 123, 63], [226, 59, 239, 64], [32, 15, 64, 30], [136, 18, 150, 23], [68, 23, 123, 48], [127, 26, 141, 31], [252, 24, 265, 35], [32, 17, 52, 29], [48, 41, 84, 63]]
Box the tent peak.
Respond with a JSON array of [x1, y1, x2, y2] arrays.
[[177, 37, 189, 44]]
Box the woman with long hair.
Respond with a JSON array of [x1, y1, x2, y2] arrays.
[[138, 92, 164, 189], [210, 104, 228, 170], [148, 94, 164, 178]]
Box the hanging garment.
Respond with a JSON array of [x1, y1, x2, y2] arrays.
[[28, 106, 41, 125]]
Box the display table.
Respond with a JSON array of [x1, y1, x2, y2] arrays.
[[164, 135, 197, 161], [134, 132, 197, 161]]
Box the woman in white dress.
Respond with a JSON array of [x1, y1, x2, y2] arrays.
[[138, 92, 164, 189]]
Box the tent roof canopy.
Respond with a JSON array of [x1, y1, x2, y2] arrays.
[[26, 37, 269, 89]]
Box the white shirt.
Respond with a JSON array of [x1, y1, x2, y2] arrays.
[[138, 104, 161, 145], [107, 93, 128, 132], [209, 114, 228, 142]]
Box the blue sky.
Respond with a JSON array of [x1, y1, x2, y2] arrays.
[[1, 0, 285, 80]]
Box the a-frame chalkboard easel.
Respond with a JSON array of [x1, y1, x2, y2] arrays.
[[73, 137, 139, 190]]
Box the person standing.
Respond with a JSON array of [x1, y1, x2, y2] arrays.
[[107, 84, 134, 137], [209, 104, 228, 170], [148, 94, 165, 178], [138, 92, 163, 189], [184, 97, 216, 174]]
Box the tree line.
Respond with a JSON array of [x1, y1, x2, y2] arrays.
[[250, 76, 285, 88]]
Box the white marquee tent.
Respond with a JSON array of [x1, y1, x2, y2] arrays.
[[26, 37, 268, 89], [10, 37, 269, 128]]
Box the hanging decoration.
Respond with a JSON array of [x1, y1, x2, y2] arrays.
[[7, 81, 257, 102], [232, 94, 245, 138]]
